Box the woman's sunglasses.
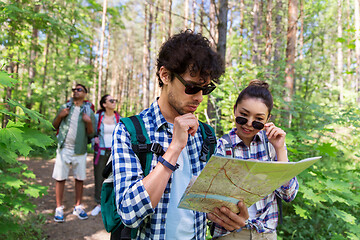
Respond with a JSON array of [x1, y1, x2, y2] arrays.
[[108, 99, 118, 103], [235, 116, 265, 130], [173, 72, 216, 95]]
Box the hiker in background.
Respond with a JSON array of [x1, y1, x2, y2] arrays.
[[52, 83, 96, 222], [112, 30, 249, 239], [212, 79, 299, 239], [91, 94, 120, 216]]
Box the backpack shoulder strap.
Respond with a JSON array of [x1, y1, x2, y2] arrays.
[[96, 110, 104, 135], [198, 121, 217, 162]]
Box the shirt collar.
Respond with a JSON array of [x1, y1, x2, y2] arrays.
[[149, 99, 169, 132], [230, 128, 263, 147]]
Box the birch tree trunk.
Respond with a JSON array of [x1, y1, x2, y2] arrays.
[[200, 0, 205, 34], [39, 33, 50, 115], [191, 0, 196, 31], [355, 0, 360, 102], [346, 0, 352, 85], [209, 0, 217, 47], [184, 0, 189, 29], [285, 0, 298, 127], [92, 41, 99, 106], [337, 0, 343, 103], [97, 0, 107, 107], [217, 0, 228, 62]]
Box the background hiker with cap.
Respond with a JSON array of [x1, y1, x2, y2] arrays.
[[52, 83, 96, 222], [91, 94, 120, 216]]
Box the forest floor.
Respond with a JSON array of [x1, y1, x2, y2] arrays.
[[21, 154, 111, 240]]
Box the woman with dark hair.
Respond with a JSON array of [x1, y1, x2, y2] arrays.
[[91, 94, 121, 216], [213, 80, 299, 239]]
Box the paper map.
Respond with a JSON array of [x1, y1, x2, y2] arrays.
[[178, 155, 321, 213]]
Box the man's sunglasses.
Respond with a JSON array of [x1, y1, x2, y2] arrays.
[[108, 99, 118, 103], [72, 88, 85, 92], [236, 116, 265, 130], [173, 72, 216, 95]]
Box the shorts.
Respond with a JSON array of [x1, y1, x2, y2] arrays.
[[52, 147, 87, 181]]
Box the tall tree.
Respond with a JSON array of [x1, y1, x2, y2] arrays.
[[252, 0, 260, 65], [26, 4, 40, 110], [285, 0, 298, 127], [354, 0, 360, 102], [97, 0, 107, 108], [184, 0, 189, 29], [265, 0, 273, 65], [337, 0, 343, 103]]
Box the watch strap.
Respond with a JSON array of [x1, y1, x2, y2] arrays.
[[158, 156, 179, 172]]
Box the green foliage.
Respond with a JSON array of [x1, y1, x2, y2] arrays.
[[0, 72, 53, 238]]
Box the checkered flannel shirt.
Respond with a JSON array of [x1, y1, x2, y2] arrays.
[[212, 128, 299, 237], [112, 100, 208, 240]]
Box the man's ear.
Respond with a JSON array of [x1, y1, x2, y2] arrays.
[[159, 66, 171, 85]]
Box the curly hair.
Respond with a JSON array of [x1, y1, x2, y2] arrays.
[[156, 29, 225, 87], [234, 79, 273, 115]]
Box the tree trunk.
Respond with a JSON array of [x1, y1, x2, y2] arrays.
[[346, 0, 352, 85], [97, 0, 107, 107], [184, 0, 189, 30], [191, 0, 196, 31], [104, 28, 111, 94], [39, 33, 50, 115], [217, 0, 228, 62], [142, 1, 152, 108], [265, 0, 273, 65], [337, 0, 343, 103], [252, 0, 260, 65], [92, 41, 99, 107], [285, 0, 298, 127], [26, 4, 40, 110], [168, 0, 172, 38], [209, 0, 217, 47], [200, 0, 204, 34], [274, 0, 284, 64], [355, 0, 360, 102], [239, 0, 245, 62]]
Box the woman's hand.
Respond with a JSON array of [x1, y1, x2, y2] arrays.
[[264, 122, 287, 162]]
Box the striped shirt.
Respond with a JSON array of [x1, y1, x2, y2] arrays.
[[213, 128, 299, 236], [112, 100, 208, 240]]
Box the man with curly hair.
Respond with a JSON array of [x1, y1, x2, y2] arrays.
[[112, 30, 249, 239]]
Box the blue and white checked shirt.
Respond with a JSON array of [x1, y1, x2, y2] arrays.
[[213, 128, 299, 236], [112, 100, 208, 240]]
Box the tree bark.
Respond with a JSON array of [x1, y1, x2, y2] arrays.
[[39, 33, 50, 115], [191, 0, 196, 31], [104, 28, 111, 94], [265, 0, 273, 65], [26, 4, 40, 110], [285, 0, 298, 127], [252, 0, 260, 65], [217, 0, 228, 62], [274, 0, 284, 64], [168, 0, 172, 38], [346, 0, 352, 85], [97, 0, 107, 107]]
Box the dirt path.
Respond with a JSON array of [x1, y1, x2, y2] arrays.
[[21, 154, 111, 240]]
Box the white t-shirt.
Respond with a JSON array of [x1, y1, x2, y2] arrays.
[[103, 123, 116, 148]]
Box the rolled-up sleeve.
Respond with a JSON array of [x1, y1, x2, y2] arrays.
[[275, 176, 299, 202], [112, 122, 154, 228]]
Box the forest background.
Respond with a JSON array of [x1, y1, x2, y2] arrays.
[[0, 0, 359, 239]]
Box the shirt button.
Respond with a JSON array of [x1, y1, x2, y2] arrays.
[[162, 218, 165, 222], [164, 190, 169, 194]]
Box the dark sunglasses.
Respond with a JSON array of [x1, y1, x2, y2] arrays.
[[108, 99, 118, 103], [72, 88, 85, 92], [173, 72, 216, 95], [236, 116, 265, 130]]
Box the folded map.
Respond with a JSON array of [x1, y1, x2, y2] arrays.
[[178, 155, 321, 213]]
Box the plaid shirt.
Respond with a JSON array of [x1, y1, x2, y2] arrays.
[[112, 100, 208, 240], [213, 128, 299, 236]]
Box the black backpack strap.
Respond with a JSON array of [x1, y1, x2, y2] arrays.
[[198, 121, 217, 162], [262, 130, 283, 225]]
